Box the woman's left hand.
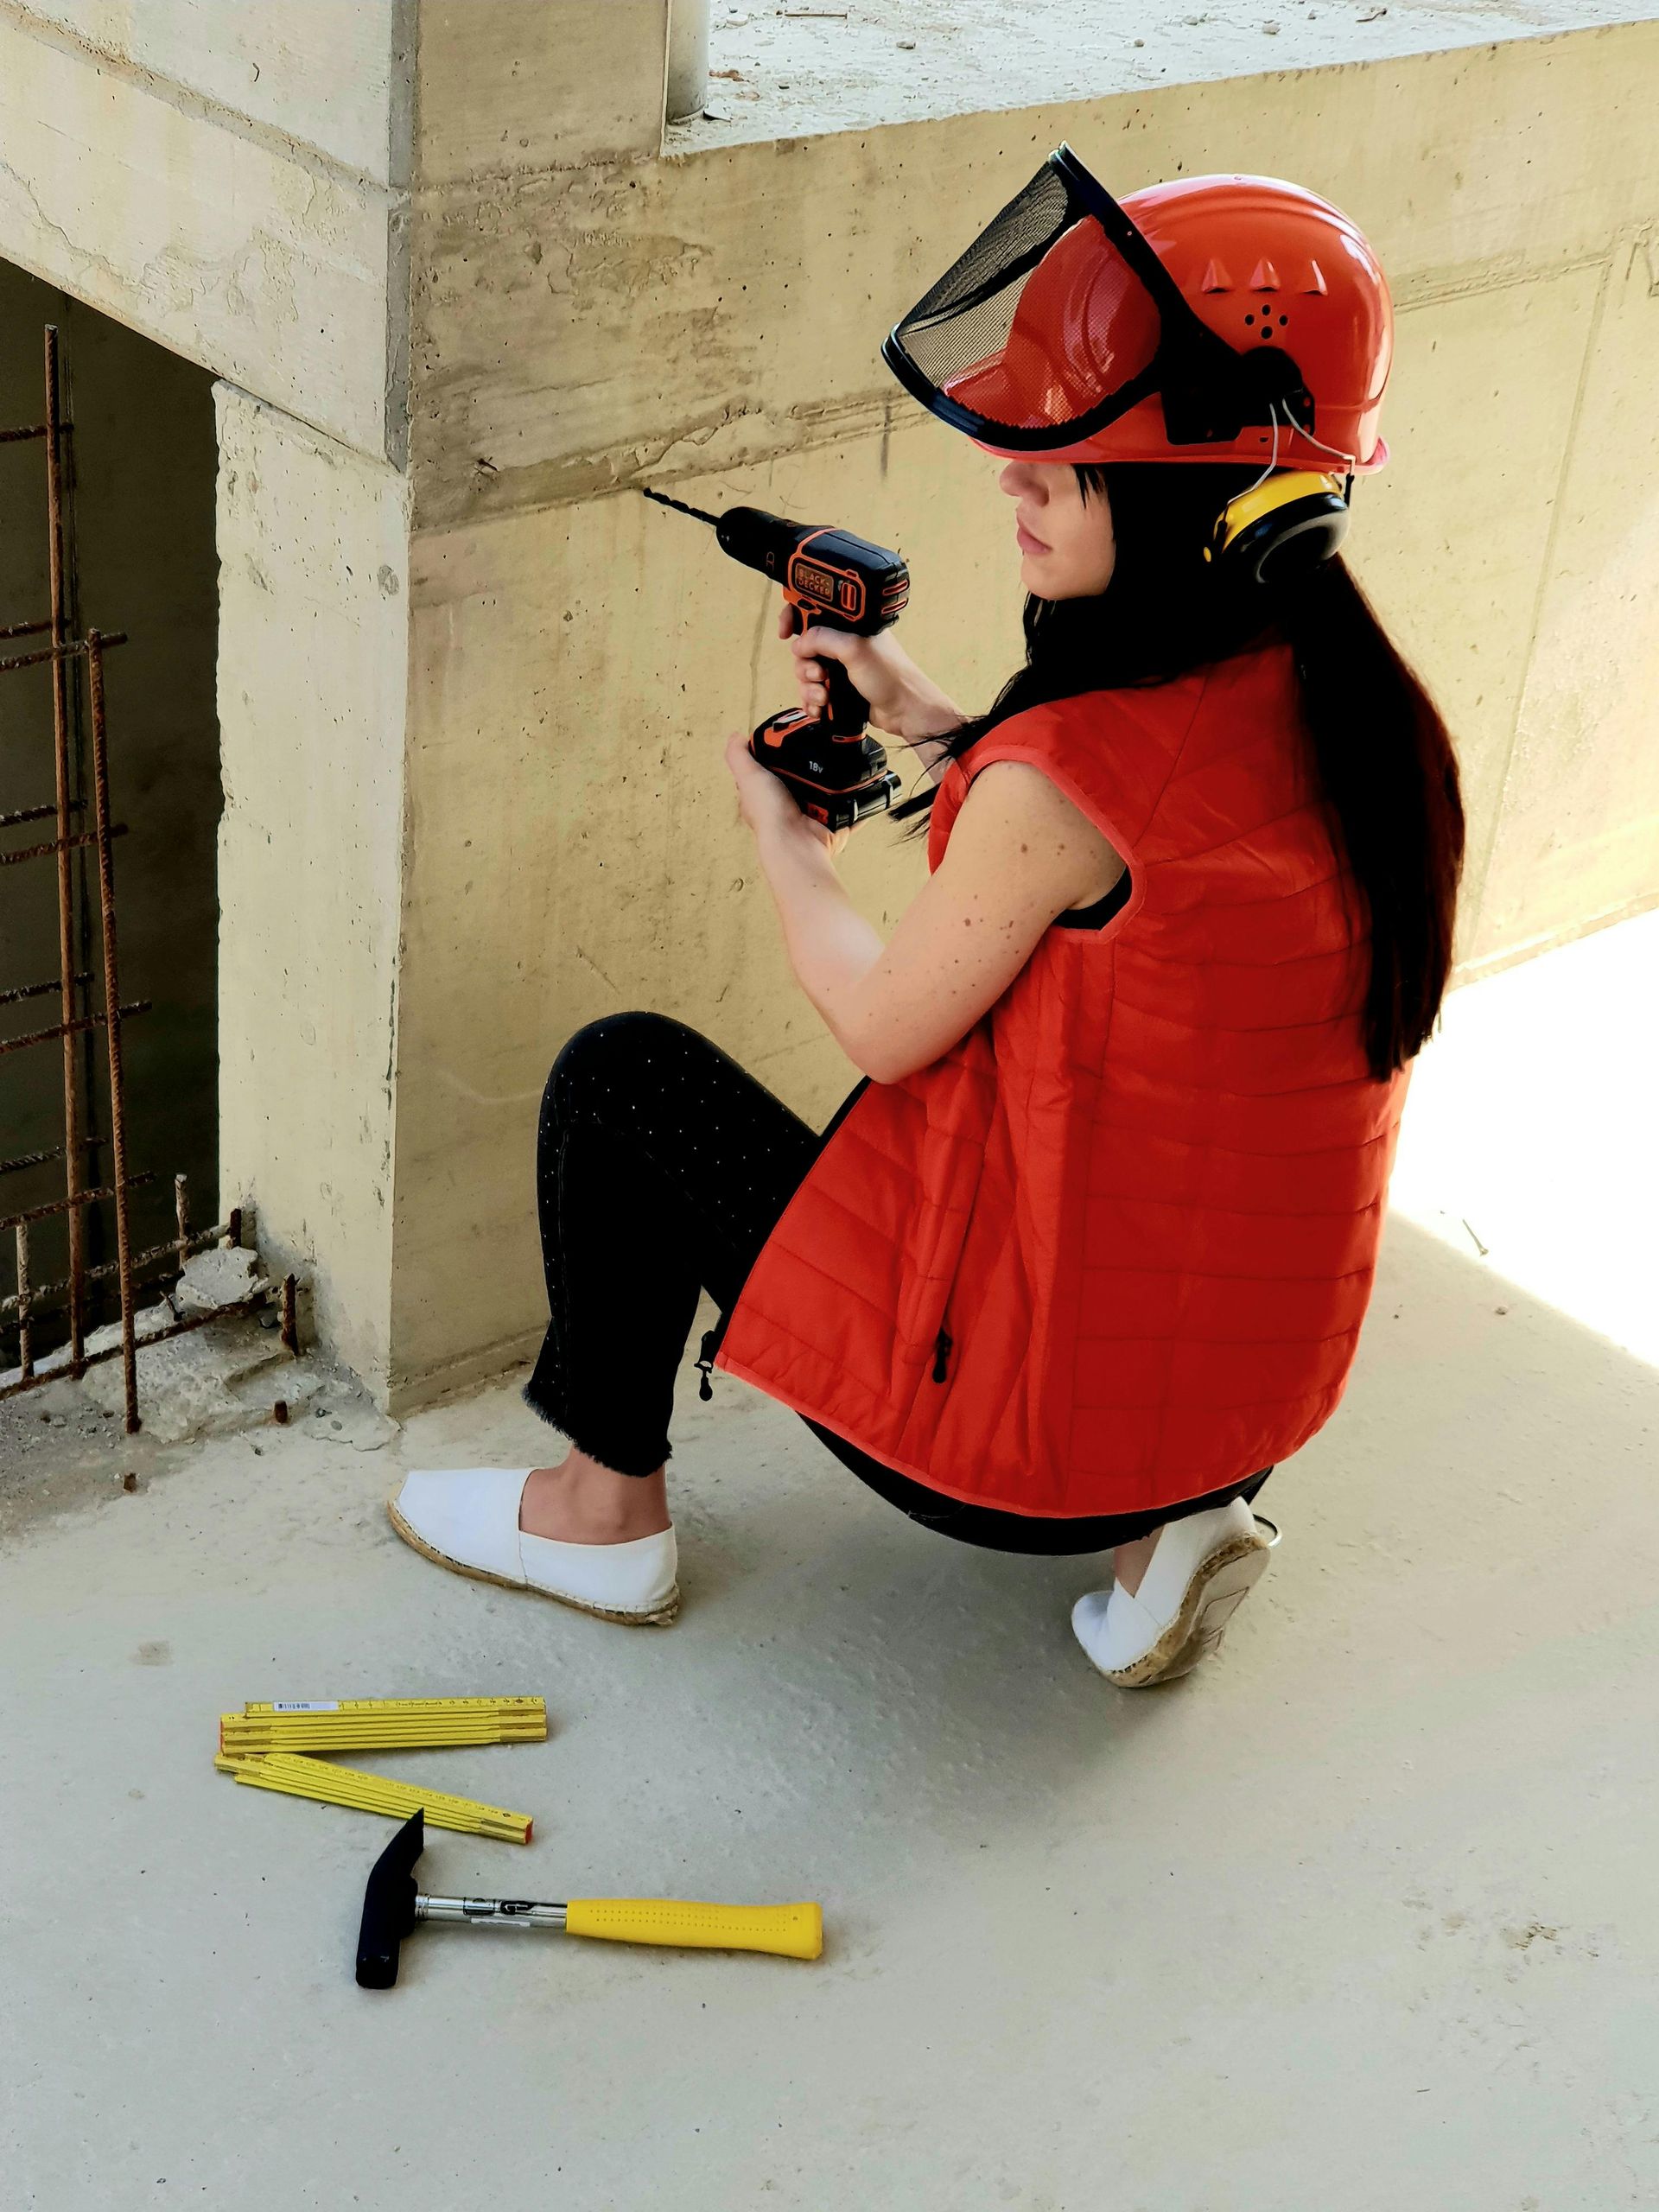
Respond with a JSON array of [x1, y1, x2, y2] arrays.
[[724, 730, 850, 861]]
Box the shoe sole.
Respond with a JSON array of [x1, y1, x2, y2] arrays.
[[385, 1497, 681, 1627], [1096, 1529, 1273, 1688]]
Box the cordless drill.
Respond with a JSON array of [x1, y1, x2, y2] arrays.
[[644, 489, 910, 831]]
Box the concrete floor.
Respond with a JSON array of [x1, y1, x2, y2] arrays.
[[4, 912, 1659, 2209], [679, 0, 1649, 148]]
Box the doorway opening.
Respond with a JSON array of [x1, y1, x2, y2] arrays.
[[1, 260, 221, 1407]]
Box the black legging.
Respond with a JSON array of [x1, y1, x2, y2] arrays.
[[523, 1012, 1271, 1556]]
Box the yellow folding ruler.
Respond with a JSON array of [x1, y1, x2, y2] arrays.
[[219, 1695, 547, 1757], [214, 1751, 534, 1844]]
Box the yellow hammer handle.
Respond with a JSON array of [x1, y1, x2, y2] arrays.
[[563, 1897, 823, 1961]]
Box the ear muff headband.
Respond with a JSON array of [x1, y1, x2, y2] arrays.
[[1205, 469, 1349, 585]]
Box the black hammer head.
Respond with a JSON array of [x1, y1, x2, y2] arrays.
[[355, 1808, 424, 1988]]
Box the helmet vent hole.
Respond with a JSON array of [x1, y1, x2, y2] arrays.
[[1244, 313, 1255, 325]]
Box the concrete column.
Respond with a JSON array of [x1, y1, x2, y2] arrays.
[[215, 388, 412, 1397], [667, 0, 710, 122]]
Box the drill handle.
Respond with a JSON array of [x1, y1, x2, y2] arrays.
[[821, 655, 869, 737], [786, 602, 870, 736]]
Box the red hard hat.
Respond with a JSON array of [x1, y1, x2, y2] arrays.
[[884, 154, 1394, 475]]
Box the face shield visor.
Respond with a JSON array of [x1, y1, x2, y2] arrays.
[[881, 147, 1315, 458]]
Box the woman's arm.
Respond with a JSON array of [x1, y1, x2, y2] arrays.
[[734, 743, 1124, 1085]]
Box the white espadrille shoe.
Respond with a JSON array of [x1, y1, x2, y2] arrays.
[[387, 1469, 680, 1626], [1071, 1498, 1280, 1688]]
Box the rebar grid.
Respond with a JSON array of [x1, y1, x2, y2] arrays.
[[2, 325, 296, 1430]]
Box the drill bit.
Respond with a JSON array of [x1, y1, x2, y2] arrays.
[[642, 486, 720, 526]]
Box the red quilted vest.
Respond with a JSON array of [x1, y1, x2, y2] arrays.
[[710, 637, 1408, 1519]]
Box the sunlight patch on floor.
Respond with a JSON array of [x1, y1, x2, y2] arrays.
[[1389, 906, 1659, 1368]]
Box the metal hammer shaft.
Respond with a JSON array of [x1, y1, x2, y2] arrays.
[[416, 1893, 565, 1929]]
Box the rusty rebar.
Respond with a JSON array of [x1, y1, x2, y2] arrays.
[[0, 423, 47, 446], [43, 325, 83, 1376], [0, 631, 126, 676], [0, 823, 128, 868], [86, 629, 139, 1433], [0, 799, 82, 830], [280, 1274, 300, 1357], [0, 1142, 102, 1179], [0, 1288, 278, 1407], [0, 999, 151, 1057], [174, 1173, 189, 1278], [14, 1224, 32, 1378], [0, 972, 91, 1011], [0, 1171, 157, 1235], [0, 1150, 60, 1179], [0, 1212, 240, 1321]]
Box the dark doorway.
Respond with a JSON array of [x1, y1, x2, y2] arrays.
[[1, 261, 219, 1352]]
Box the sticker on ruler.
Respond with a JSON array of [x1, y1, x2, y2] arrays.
[[270, 1700, 341, 1712]]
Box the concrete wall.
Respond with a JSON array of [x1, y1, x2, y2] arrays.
[[393, 21, 1659, 1404], [0, 260, 219, 1329], [214, 389, 410, 1388]]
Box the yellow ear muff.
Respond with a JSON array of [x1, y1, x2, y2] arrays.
[[1203, 470, 1349, 586]]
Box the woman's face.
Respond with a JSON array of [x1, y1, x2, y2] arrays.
[[998, 461, 1116, 601]]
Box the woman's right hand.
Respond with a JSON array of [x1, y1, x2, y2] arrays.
[[779, 607, 963, 747]]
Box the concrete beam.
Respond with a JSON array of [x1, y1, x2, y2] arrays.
[[0, 0, 409, 462], [414, 0, 669, 184], [8, 0, 412, 181], [407, 22, 1659, 526], [682, 0, 1642, 149]]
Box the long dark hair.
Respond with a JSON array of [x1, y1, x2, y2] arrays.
[[889, 461, 1465, 1081]]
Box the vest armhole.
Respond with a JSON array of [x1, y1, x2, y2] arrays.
[[1051, 869, 1133, 932]]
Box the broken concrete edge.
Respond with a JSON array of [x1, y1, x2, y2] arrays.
[[0, 1233, 273, 1389], [0, 1219, 311, 1402], [71, 1296, 396, 1453]]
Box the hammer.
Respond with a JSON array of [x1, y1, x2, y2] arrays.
[[355, 1811, 823, 1986]]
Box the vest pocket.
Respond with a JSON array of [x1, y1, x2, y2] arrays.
[[891, 1034, 995, 1391]]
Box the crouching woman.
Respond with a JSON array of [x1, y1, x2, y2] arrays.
[[389, 158, 1463, 1688]]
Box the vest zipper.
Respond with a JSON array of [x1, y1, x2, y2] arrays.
[[931, 1324, 953, 1384], [695, 1322, 723, 1402]]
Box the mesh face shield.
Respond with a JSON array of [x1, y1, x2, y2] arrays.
[[882, 147, 1294, 454]]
